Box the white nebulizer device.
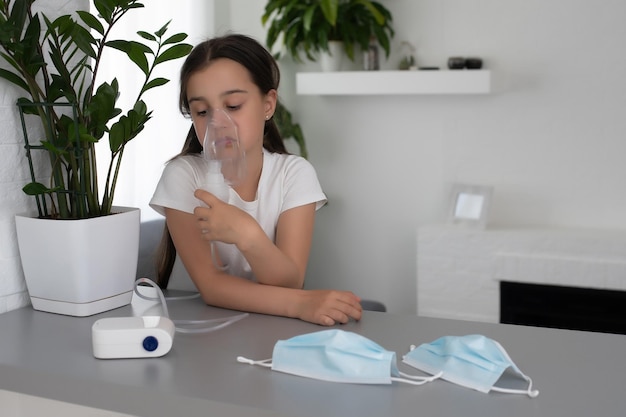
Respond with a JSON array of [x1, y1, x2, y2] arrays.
[[92, 315, 175, 359], [198, 108, 246, 271], [92, 278, 248, 359]]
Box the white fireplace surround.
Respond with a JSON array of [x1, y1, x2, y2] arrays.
[[417, 225, 626, 323]]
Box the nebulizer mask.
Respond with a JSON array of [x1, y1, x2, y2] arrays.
[[196, 108, 246, 271]]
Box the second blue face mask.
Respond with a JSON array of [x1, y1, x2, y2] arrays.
[[237, 329, 441, 385], [402, 334, 539, 397]]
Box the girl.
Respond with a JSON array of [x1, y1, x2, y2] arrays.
[[150, 34, 362, 326]]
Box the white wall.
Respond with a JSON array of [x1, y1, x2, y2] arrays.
[[228, 0, 626, 313]]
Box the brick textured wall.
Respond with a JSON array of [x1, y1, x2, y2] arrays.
[[417, 225, 626, 323], [0, 0, 88, 314]]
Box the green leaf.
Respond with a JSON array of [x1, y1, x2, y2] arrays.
[[154, 43, 192, 65], [104, 39, 129, 53], [106, 39, 151, 55], [320, 0, 339, 25], [162, 32, 188, 46], [356, 0, 385, 25], [76, 11, 104, 35], [7, 0, 30, 37], [303, 5, 315, 32], [66, 119, 97, 144], [87, 80, 120, 139], [105, 40, 150, 75], [108, 102, 150, 153], [133, 99, 148, 116], [141, 77, 169, 95], [0, 52, 20, 73], [68, 22, 97, 59], [20, 13, 46, 77], [126, 2, 145, 10], [40, 140, 67, 158], [137, 31, 156, 41], [93, 0, 114, 24], [154, 20, 170, 38], [127, 44, 149, 74], [0, 68, 29, 91], [23, 182, 55, 196], [16, 97, 39, 115], [108, 119, 125, 153]]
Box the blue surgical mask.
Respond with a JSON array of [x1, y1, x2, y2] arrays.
[[402, 334, 539, 397], [237, 329, 441, 385]]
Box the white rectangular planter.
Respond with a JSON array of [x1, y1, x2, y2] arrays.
[[15, 207, 140, 316]]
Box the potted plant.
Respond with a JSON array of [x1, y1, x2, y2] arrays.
[[262, 0, 394, 69], [0, 0, 192, 316]]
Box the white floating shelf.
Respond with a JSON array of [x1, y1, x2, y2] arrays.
[[296, 70, 491, 95]]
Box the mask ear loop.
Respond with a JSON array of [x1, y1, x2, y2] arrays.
[[237, 356, 272, 367], [490, 340, 540, 398], [134, 278, 248, 334], [393, 371, 443, 386], [236, 356, 443, 386], [490, 381, 539, 398]]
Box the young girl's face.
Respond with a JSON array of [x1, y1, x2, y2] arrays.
[[186, 58, 276, 157]]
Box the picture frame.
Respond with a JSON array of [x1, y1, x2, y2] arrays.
[[447, 183, 493, 229]]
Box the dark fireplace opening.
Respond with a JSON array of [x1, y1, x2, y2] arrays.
[[500, 281, 626, 335]]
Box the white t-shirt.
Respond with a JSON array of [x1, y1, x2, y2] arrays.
[[150, 149, 327, 288]]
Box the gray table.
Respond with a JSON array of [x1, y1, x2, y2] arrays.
[[0, 296, 625, 417]]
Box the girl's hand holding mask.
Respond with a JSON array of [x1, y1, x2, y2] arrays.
[[193, 189, 259, 248]]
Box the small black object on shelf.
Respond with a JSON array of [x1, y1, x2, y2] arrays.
[[447, 57, 466, 70], [465, 58, 483, 69], [447, 57, 484, 70]]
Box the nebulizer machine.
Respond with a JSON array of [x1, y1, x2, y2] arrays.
[[91, 109, 248, 359]]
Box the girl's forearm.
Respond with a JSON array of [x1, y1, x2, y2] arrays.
[[197, 274, 304, 318], [237, 229, 303, 288]]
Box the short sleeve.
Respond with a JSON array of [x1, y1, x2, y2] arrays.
[[149, 156, 204, 216], [280, 155, 327, 212]]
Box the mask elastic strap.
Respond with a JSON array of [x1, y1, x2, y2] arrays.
[[393, 371, 443, 386], [491, 340, 540, 398], [237, 356, 272, 368], [237, 358, 442, 385], [490, 370, 539, 398], [134, 278, 249, 334], [491, 386, 539, 398]]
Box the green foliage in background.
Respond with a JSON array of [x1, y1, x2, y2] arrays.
[[262, 0, 394, 62]]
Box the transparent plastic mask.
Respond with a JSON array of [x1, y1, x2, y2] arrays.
[[194, 108, 246, 272], [201, 108, 246, 188]]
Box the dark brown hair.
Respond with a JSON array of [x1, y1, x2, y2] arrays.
[[157, 33, 288, 288]]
